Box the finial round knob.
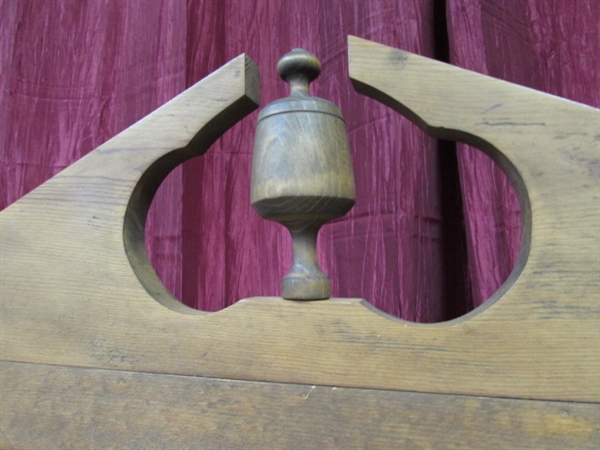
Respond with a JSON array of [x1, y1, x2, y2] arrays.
[[277, 49, 321, 96]]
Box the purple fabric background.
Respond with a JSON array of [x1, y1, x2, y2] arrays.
[[2, 0, 598, 322]]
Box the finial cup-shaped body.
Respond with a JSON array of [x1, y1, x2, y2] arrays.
[[251, 49, 355, 300]]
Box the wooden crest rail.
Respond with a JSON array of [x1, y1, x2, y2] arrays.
[[1, 37, 598, 448]]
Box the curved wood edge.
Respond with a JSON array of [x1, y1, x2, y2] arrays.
[[0, 53, 260, 318], [348, 35, 600, 398], [348, 36, 599, 318], [124, 56, 260, 314]]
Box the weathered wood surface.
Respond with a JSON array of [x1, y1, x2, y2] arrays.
[[2, 41, 598, 405], [2, 360, 598, 450]]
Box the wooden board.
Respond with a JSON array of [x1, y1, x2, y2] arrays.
[[2, 360, 598, 450], [1, 41, 598, 406]]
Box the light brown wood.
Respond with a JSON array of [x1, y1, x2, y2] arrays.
[[2, 360, 598, 450], [2, 40, 598, 405], [1, 39, 599, 447]]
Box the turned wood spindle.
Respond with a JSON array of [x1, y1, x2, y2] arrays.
[[251, 49, 356, 300]]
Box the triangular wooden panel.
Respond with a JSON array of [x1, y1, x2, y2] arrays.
[[1, 40, 598, 448]]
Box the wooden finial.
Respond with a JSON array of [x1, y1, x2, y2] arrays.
[[251, 49, 355, 300]]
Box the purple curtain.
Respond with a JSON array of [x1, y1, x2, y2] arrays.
[[2, 0, 597, 322]]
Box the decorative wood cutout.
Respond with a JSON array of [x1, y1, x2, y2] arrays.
[[1, 39, 598, 448]]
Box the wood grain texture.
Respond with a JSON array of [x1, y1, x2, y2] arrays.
[[1, 37, 598, 436], [348, 36, 600, 399], [251, 49, 355, 300], [2, 361, 598, 450]]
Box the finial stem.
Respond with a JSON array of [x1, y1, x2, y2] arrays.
[[282, 222, 330, 300]]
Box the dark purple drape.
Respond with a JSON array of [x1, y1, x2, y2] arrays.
[[2, 0, 597, 322]]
